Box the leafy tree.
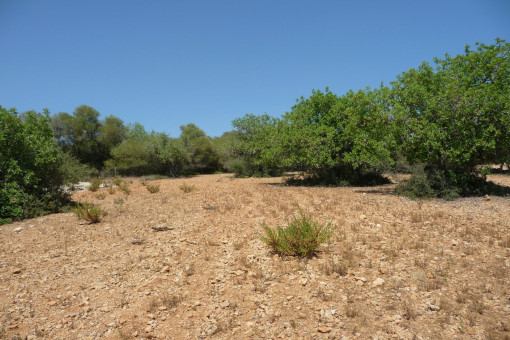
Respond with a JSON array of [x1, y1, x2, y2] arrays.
[[228, 114, 282, 177], [268, 88, 394, 184], [98, 115, 127, 153], [0, 107, 71, 223], [392, 38, 510, 197], [392, 38, 510, 172], [105, 123, 188, 176], [178, 123, 218, 174]]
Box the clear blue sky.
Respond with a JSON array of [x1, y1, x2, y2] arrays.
[[1, 1, 509, 137]]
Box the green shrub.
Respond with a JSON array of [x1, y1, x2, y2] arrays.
[[179, 183, 195, 193], [119, 183, 131, 194], [112, 177, 123, 187], [146, 183, 160, 193], [88, 178, 102, 192], [1, 107, 73, 223], [74, 202, 107, 223], [396, 166, 510, 200], [261, 208, 334, 258]]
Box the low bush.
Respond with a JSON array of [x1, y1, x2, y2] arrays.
[[119, 183, 131, 195], [112, 177, 123, 187], [261, 207, 334, 258], [88, 178, 102, 192], [179, 183, 195, 193], [396, 166, 510, 200], [146, 183, 160, 193], [74, 202, 107, 223]]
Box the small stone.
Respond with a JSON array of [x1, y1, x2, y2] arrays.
[[220, 300, 230, 308], [300, 278, 308, 286], [12, 268, 22, 274], [372, 278, 385, 286], [429, 304, 440, 311], [379, 267, 388, 274], [161, 266, 170, 273], [48, 300, 57, 306], [360, 214, 367, 220], [145, 325, 152, 332], [318, 327, 332, 333], [14, 227, 23, 232]]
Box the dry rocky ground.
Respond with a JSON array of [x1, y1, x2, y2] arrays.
[[1, 174, 509, 340]]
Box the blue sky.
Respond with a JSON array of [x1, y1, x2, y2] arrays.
[[1, 1, 509, 137]]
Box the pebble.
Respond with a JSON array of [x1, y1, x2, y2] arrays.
[[14, 227, 23, 232], [428, 304, 440, 311], [372, 278, 385, 286], [318, 327, 332, 333]]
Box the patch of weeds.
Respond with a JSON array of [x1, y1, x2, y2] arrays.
[[321, 259, 348, 276], [260, 207, 334, 258], [108, 187, 116, 195], [95, 192, 106, 200], [112, 177, 123, 187], [162, 293, 182, 309], [114, 197, 125, 205], [74, 202, 107, 223], [89, 178, 102, 192], [146, 183, 160, 193], [179, 183, 195, 193], [119, 183, 131, 195]]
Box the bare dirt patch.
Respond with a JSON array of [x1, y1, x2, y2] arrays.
[[1, 174, 509, 339]]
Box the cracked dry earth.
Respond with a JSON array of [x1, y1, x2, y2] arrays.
[[1, 174, 509, 340]]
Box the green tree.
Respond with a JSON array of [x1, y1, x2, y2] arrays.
[[228, 114, 281, 177], [392, 38, 510, 197], [178, 123, 218, 174], [0, 107, 70, 223], [392, 38, 510, 172], [267, 88, 394, 184], [98, 115, 127, 154]]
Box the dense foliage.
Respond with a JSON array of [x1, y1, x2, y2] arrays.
[[1, 38, 509, 223], [0, 107, 71, 224]]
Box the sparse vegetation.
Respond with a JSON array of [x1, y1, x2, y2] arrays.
[[146, 183, 160, 193], [179, 183, 195, 193], [260, 207, 334, 258], [88, 178, 102, 192], [74, 202, 107, 223]]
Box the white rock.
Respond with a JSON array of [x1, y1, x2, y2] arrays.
[[372, 278, 385, 286]]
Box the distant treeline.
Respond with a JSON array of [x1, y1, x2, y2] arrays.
[[1, 38, 509, 223]]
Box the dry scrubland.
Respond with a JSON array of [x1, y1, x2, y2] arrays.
[[1, 174, 509, 340]]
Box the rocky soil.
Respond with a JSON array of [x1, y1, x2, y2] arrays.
[[1, 174, 509, 339]]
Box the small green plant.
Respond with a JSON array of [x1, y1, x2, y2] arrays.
[[88, 178, 102, 192], [95, 192, 106, 200], [112, 177, 123, 187], [179, 183, 195, 193], [260, 207, 334, 258], [146, 183, 160, 193], [113, 197, 124, 205], [74, 202, 107, 223], [119, 183, 131, 195]]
